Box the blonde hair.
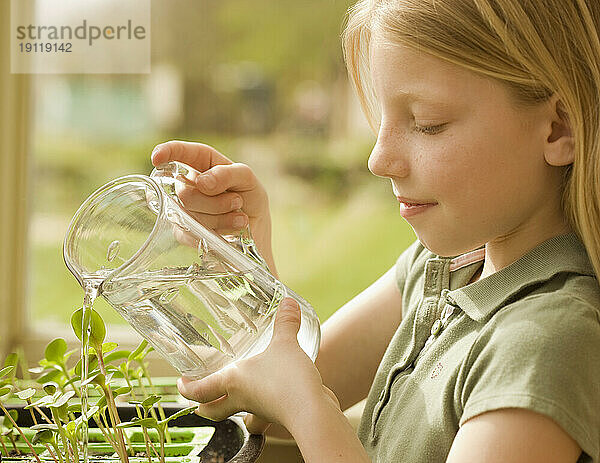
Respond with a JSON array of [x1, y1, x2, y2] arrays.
[[342, 0, 600, 282]]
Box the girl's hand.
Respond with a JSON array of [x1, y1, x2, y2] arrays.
[[151, 140, 276, 275], [177, 297, 340, 435]]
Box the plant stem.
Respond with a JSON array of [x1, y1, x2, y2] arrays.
[[26, 400, 38, 425], [0, 402, 42, 463], [0, 435, 9, 456], [141, 365, 167, 422], [50, 408, 71, 463], [141, 428, 152, 463], [33, 405, 53, 424], [51, 440, 64, 463], [97, 352, 128, 463], [44, 443, 59, 463], [147, 437, 160, 461], [67, 434, 80, 463], [95, 415, 119, 450], [8, 433, 20, 454], [138, 366, 170, 444], [157, 426, 165, 463]]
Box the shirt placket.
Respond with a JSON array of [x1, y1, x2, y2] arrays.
[[370, 258, 451, 440]]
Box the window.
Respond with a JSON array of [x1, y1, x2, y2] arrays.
[[2, 0, 413, 374]]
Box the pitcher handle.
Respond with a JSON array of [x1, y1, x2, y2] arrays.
[[151, 161, 271, 271]]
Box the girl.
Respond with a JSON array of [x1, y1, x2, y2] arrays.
[[151, 0, 600, 461]]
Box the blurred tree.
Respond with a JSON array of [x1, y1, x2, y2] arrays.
[[151, 0, 352, 134]]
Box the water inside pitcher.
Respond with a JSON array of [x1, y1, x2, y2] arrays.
[[63, 161, 321, 379]]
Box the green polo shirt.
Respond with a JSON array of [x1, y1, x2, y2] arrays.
[[358, 232, 600, 462]]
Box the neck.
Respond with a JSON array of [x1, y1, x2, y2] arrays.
[[474, 222, 572, 283]]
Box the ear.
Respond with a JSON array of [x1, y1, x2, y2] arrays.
[[543, 96, 574, 167]]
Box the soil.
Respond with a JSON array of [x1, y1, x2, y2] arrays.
[[199, 449, 226, 463]]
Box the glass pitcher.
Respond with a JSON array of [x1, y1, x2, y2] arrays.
[[63, 161, 321, 379]]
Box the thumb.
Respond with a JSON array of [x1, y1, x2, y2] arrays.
[[243, 413, 271, 435], [271, 297, 301, 344]]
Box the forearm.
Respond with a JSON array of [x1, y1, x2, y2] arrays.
[[316, 265, 402, 410], [284, 395, 371, 463]]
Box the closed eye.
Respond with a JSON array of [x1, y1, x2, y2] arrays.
[[413, 123, 448, 135]]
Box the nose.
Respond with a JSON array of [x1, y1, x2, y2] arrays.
[[368, 129, 410, 179]]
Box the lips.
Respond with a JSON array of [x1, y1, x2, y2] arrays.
[[396, 196, 437, 206]]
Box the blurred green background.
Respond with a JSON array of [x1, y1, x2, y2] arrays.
[[28, 0, 416, 328]]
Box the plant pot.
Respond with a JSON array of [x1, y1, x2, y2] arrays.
[[1, 404, 264, 463]]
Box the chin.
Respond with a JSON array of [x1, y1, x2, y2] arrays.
[[415, 231, 483, 258]]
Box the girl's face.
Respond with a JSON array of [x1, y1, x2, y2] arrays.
[[369, 39, 569, 257]]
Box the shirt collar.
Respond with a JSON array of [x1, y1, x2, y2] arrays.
[[446, 232, 595, 322]]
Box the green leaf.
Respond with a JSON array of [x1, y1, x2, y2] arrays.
[[71, 308, 106, 347], [54, 390, 74, 407], [31, 423, 58, 431], [101, 342, 118, 354], [67, 403, 81, 414], [117, 417, 157, 429], [141, 394, 161, 412], [158, 406, 196, 426], [94, 396, 107, 410], [113, 386, 131, 397], [32, 429, 54, 444], [45, 338, 67, 363], [43, 382, 58, 395], [30, 394, 55, 408], [16, 388, 36, 401], [128, 340, 148, 361], [28, 366, 45, 375], [3, 353, 18, 369], [35, 369, 62, 384], [65, 421, 77, 435], [0, 366, 15, 379], [104, 350, 130, 364], [64, 375, 81, 388], [105, 365, 121, 374], [0, 385, 13, 397], [74, 354, 98, 376], [1, 410, 17, 429], [81, 371, 105, 387]]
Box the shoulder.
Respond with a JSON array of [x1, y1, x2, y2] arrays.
[[459, 276, 600, 461], [483, 275, 600, 345], [465, 279, 600, 379]]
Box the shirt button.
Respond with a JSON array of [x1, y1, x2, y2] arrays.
[[442, 305, 455, 319], [431, 319, 443, 336]]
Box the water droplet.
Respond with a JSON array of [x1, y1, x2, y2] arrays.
[[167, 209, 190, 231], [159, 287, 179, 303], [106, 240, 120, 262], [197, 238, 208, 258], [148, 199, 160, 213]]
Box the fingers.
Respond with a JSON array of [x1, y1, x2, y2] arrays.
[[271, 298, 302, 345], [187, 210, 248, 235], [178, 373, 247, 423], [151, 140, 233, 172], [194, 396, 240, 422], [193, 163, 259, 195], [244, 413, 271, 435], [177, 374, 227, 404], [176, 184, 243, 215], [151, 141, 258, 196]]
